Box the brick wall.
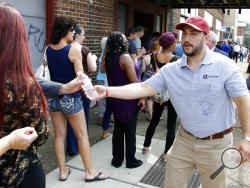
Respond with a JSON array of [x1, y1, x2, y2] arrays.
[[238, 27, 245, 36], [48, 4, 236, 80], [50, 0, 169, 81], [52, 0, 167, 55], [53, 0, 115, 56], [166, 9, 181, 32], [51, 0, 116, 81]]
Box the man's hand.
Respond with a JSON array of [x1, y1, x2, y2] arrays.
[[84, 85, 106, 100], [237, 140, 250, 163], [8, 127, 38, 150], [59, 72, 83, 95], [138, 98, 145, 110]]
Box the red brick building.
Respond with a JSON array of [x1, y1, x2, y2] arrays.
[[237, 22, 246, 44], [7, 1, 224, 72], [45, 1, 225, 80], [46, 0, 174, 55]]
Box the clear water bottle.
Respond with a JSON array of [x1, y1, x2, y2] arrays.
[[80, 73, 98, 100]]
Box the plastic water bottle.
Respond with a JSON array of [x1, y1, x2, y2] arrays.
[[80, 73, 98, 100]]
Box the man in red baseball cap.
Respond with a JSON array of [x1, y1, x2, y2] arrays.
[[159, 16, 250, 188], [89, 15, 250, 188]]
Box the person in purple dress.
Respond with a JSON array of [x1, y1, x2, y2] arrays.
[[104, 31, 144, 168]]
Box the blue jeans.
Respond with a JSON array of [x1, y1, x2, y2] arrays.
[[240, 52, 244, 62], [66, 123, 78, 155], [96, 80, 106, 117]]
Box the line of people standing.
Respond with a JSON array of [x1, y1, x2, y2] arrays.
[[98, 24, 182, 169], [0, 3, 180, 187], [216, 40, 248, 63]]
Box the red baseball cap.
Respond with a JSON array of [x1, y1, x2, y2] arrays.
[[175, 16, 210, 34]]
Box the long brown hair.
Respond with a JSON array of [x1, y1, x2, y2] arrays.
[[0, 4, 47, 126]]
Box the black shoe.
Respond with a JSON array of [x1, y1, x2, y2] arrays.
[[67, 152, 78, 156], [111, 160, 122, 168], [126, 159, 143, 168]]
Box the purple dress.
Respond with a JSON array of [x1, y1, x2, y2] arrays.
[[106, 54, 140, 123]]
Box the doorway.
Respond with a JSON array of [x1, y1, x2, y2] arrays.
[[134, 11, 154, 48]]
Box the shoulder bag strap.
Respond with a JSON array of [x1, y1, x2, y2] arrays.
[[153, 52, 160, 72], [170, 55, 179, 63], [42, 45, 49, 66]]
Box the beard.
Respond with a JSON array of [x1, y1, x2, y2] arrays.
[[182, 39, 204, 57]]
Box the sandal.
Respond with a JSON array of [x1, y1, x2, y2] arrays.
[[85, 172, 109, 182], [58, 168, 71, 181]]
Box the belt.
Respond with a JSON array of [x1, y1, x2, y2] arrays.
[[183, 127, 233, 140]]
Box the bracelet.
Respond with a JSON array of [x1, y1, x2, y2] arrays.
[[243, 136, 250, 142], [105, 87, 109, 98]]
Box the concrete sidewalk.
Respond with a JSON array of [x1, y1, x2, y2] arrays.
[[46, 135, 164, 188], [46, 129, 250, 188], [46, 61, 250, 188]]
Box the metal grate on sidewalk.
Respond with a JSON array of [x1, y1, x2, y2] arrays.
[[140, 154, 165, 187], [140, 155, 201, 188], [187, 168, 201, 188]]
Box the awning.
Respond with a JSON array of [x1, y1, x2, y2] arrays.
[[148, 0, 250, 9]]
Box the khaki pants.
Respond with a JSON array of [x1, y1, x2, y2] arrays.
[[163, 127, 233, 188]]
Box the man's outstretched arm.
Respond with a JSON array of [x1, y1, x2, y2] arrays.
[[92, 82, 157, 100]]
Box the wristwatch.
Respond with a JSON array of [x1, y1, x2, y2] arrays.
[[243, 136, 250, 142]]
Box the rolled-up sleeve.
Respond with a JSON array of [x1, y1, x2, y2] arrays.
[[37, 77, 62, 98], [145, 67, 168, 93], [225, 63, 249, 97]]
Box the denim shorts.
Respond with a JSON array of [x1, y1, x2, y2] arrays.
[[47, 94, 83, 115]]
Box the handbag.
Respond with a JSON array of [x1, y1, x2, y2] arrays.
[[152, 52, 169, 104], [246, 75, 250, 90], [81, 45, 90, 74], [154, 91, 169, 104], [142, 55, 154, 81], [35, 46, 50, 80]]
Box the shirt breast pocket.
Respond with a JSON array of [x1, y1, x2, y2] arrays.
[[195, 78, 222, 107], [198, 76, 221, 95]]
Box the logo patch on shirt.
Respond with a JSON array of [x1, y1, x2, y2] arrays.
[[203, 74, 208, 79], [203, 74, 219, 79]]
